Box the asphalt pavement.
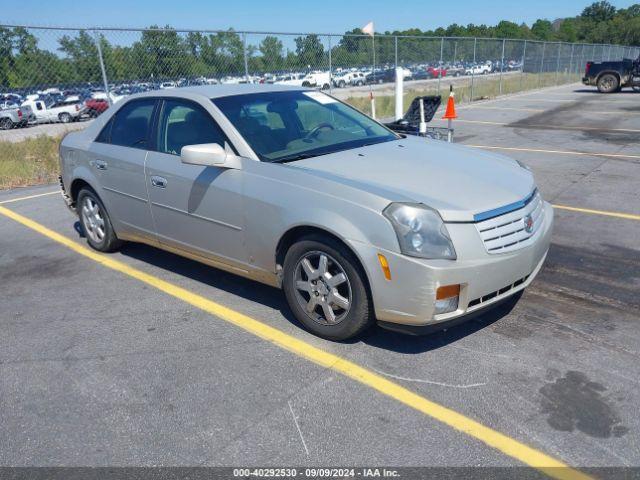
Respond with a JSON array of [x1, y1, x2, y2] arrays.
[[0, 83, 639, 473]]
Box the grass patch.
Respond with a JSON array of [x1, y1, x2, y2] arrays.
[[0, 135, 61, 190]]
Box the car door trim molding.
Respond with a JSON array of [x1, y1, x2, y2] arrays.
[[102, 186, 148, 203], [150, 201, 243, 231]]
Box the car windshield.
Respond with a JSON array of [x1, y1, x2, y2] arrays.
[[212, 90, 398, 163]]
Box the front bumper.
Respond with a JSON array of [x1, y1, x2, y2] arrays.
[[349, 201, 554, 328]]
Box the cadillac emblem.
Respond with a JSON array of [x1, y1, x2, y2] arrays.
[[524, 214, 534, 234]]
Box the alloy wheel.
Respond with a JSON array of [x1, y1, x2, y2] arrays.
[[293, 251, 352, 325], [81, 196, 106, 243]]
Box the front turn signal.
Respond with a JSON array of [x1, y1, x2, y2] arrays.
[[377, 254, 391, 281]]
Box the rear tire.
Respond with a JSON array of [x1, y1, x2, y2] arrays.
[[59, 112, 72, 123], [0, 118, 13, 130], [597, 73, 619, 93], [283, 235, 374, 341], [77, 188, 123, 252]]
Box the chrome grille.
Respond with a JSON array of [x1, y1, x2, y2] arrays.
[[475, 190, 545, 254]]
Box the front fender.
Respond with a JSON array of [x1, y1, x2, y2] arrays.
[[242, 169, 400, 274]]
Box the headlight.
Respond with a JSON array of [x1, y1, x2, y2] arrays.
[[383, 203, 456, 260], [515, 159, 531, 171]]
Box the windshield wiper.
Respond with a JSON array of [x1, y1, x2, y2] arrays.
[[272, 152, 319, 163]]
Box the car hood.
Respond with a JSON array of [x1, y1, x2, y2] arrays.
[[289, 135, 535, 222]]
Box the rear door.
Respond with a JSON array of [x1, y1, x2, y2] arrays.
[[144, 97, 246, 265], [89, 98, 158, 239]]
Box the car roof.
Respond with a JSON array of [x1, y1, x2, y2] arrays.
[[131, 83, 307, 101]]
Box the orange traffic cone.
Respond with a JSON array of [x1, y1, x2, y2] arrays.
[[442, 85, 457, 120]]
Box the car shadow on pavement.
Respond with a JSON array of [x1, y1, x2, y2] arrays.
[[115, 239, 517, 354], [360, 294, 520, 354], [118, 241, 301, 324], [571, 88, 639, 94]]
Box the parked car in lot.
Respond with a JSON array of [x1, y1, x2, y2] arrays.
[[465, 63, 492, 75], [333, 71, 366, 88], [582, 56, 640, 93], [0, 103, 35, 129], [83, 98, 110, 118], [59, 84, 553, 340], [23, 98, 83, 123], [427, 66, 447, 78], [274, 73, 306, 87], [301, 71, 331, 90], [446, 64, 465, 77], [366, 68, 395, 84]]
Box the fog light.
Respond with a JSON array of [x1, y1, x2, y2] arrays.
[[434, 296, 459, 315], [435, 284, 460, 315]]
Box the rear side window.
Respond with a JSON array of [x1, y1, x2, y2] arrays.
[[107, 99, 156, 149], [95, 117, 113, 143], [157, 99, 229, 155]]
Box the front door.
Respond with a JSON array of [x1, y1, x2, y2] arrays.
[[145, 98, 246, 267], [89, 98, 158, 238]]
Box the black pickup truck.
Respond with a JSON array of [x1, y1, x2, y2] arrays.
[[582, 56, 640, 93]]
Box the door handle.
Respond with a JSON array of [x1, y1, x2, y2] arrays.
[[94, 159, 108, 170], [150, 176, 167, 188]]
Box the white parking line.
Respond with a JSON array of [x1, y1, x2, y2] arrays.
[[0, 190, 59, 205], [467, 106, 639, 116], [446, 119, 640, 133], [467, 145, 640, 161]]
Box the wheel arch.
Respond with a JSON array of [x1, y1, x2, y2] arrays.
[[275, 225, 374, 304], [70, 177, 99, 204], [596, 70, 622, 84]]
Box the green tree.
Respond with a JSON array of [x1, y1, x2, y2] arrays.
[[295, 34, 325, 68], [494, 21, 523, 39], [58, 30, 102, 82], [531, 19, 555, 40], [557, 19, 579, 42], [581, 1, 617, 22], [258, 36, 283, 72]]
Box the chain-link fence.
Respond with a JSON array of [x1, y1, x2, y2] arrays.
[[1, 24, 639, 130]]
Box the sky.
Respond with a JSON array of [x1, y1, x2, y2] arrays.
[[4, 0, 638, 33]]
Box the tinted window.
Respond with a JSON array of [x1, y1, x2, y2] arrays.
[[158, 99, 228, 155], [110, 99, 156, 149], [95, 117, 113, 143], [213, 90, 397, 163]]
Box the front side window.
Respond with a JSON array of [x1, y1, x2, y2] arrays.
[[157, 99, 229, 155], [213, 90, 397, 163], [109, 98, 156, 149]]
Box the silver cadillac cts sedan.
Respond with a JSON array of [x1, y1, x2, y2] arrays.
[[59, 84, 553, 340]]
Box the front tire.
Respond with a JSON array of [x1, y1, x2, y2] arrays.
[[597, 73, 619, 93], [77, 188, 123, 252], [283, 235, 373, 341]]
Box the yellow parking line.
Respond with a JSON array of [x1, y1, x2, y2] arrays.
[[553, 205, 640, 221], [467, 144, 640, 160], [0, 204, 591, 480], [446, 119, 640, 133], [0, 190, 59, 205]]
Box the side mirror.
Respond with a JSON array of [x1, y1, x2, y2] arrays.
[[180, 143, 227, 167]]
